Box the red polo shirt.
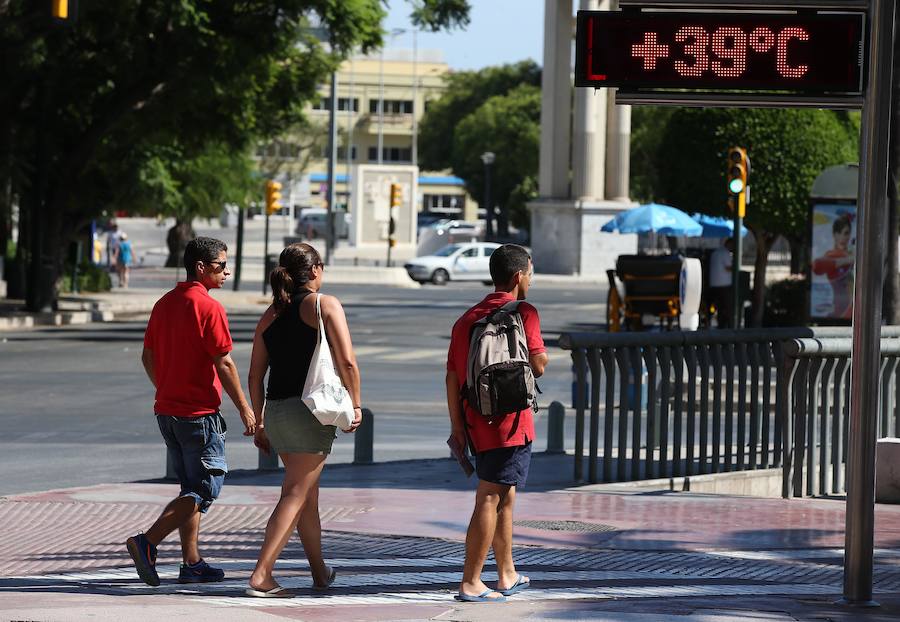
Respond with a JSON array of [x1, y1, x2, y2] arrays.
[[143, 281, 233, 417], [447, 292, 546, 453]]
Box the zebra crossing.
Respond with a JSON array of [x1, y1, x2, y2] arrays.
[[5, 531, 899, 609]]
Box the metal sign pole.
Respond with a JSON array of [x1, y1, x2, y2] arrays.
[[842, 0, 895, 606]]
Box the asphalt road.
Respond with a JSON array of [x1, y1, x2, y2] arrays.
[[0, 281, 607, 495]]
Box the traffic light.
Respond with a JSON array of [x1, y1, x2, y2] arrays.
[[265, 180, 283, 215], [388, 184, 401, 248], [727, 147, 749, 217], [389, 183, 402, 208], [51, 0, 76, 20]]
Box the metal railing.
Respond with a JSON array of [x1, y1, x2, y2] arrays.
[[560, 327, 900, 494], [782, 337, 900, 498]]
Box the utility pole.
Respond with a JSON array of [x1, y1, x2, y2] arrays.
[[325, 70, 338, 265]]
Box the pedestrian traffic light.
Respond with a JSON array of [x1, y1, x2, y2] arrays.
[[727, 147, 749, 217], [265, 180, 283, 216]]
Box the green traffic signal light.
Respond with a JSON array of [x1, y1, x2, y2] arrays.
[[728, 176, 745, 194]]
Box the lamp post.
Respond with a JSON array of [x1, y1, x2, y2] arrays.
[[377, 28, 407, 166], [480, 152, 495, 240]]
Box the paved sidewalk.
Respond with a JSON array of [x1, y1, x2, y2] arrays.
[[1, 454, 899, 621]]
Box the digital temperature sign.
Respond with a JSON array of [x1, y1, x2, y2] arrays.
[[575, 11, 866, 94]]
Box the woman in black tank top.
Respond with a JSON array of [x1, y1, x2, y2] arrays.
[[245, 243, 362, 597]]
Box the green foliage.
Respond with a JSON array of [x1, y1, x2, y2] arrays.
[[0, 0, 469, 304], [126, 142, 258, 222], [409, 0, 471, 32], [654, 108, 858, 237], [60, 262, 112, 294], [763, 276, 809, 327], [418, 61, 541, 172], [418, 62, 541, 228], [452, 85, 541, 228], [630, 106, 675, 204]]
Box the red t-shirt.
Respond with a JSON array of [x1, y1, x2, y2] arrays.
[[447, 292, 546, 453], [143, 281, 233, 417]]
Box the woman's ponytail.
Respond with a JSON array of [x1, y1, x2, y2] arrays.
[[270, 266, 294, 314], [270, 243, 322, 314]]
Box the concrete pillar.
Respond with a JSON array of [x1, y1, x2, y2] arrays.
[[605, 91, 632, 201], [572, 0, 608, 200], [538, 0, 573, 199]]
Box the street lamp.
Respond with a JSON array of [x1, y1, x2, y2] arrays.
[[480, 152, 495, 240]]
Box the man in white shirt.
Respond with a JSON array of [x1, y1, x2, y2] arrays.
[[709, 239, 734, 328]]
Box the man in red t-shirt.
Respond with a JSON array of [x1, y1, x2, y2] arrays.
[[446, 244, 549, 602], [126, 237, 256, 588]]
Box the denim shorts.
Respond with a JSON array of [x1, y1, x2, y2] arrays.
[[157, 412, 227, 513], [475, 442, 532, 488]]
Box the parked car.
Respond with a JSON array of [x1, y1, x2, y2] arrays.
[[404, 242, 501, 285], [295, 208, 350, 239], [416, 219, 483, 256]]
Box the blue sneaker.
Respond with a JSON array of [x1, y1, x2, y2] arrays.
[[125, 533, 160, 587], [178, 559, 225, 584]]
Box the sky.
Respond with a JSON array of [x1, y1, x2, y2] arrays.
[[380, 0, 545, 70]]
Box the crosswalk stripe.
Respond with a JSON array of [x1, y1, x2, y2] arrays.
[[379, 348, 445, 362]]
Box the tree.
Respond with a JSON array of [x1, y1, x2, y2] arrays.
[[655, 108, 858, 326], [0, 0, 470, 310], [451, 84, 541, 229], [124, 143, 259, 266], [418, 61, 541, 172]]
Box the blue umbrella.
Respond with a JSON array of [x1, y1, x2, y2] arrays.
[[601, 203, 703, 236], [691, 213, 749, 238]]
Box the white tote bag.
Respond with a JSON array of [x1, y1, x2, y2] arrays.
[[301, 294, 355, 430]]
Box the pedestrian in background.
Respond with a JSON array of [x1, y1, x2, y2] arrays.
[[445, 244, 548, 602], [105, 220, 120, 269], [245, 243, 362, 598], [709, 238, 734, 328], [116, 232, 133, 288], [126, 237, 257, 587]]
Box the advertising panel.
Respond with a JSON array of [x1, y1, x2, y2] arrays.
[[810, 203, 856, 321]]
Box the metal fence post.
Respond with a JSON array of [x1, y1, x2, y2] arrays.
[[546, 400, 565, 454], [353, 407, 374, 465]]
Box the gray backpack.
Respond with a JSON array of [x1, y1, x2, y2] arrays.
[[465, 301, 538, 419]]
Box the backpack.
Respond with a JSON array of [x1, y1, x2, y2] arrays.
[[465, 300, 538, 419]]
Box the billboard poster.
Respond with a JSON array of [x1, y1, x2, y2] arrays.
[[810, 203, 856, 320]]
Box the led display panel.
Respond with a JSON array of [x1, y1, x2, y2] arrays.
[[575, 11, 866, 93]]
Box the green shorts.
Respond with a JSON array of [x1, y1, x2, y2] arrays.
[[264, 396, 337, 455]]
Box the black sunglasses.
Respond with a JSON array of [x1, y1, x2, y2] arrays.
[[205, 260, 227, 270]]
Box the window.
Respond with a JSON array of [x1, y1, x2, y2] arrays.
[[336, 146, 357, 160], [367, 146, 412, 163], [313, 97, 359, 111], [423, 194, 464, 215], [482, 246, 496, 257], [368, 99, 414, 114], [462, 247, 478, 258]]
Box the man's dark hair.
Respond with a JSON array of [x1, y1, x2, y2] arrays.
[[184, 237, 228, 278], [489, 244, 531, 286]]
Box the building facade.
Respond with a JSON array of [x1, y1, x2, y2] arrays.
[[257, 50, 475, 226]]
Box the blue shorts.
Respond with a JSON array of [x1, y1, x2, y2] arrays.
[[475, 442, 532, 488], [157, 412, 227, 513]]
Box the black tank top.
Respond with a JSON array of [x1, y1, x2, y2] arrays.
[[263, 290, 318, 399]]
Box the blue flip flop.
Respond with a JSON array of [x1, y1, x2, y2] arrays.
[[456, 589, 507, 603], [498, 575, 530, 596]]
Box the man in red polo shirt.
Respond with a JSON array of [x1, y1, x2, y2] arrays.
[[446, 244, 549, 603], [126, 237, 256, 587]]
